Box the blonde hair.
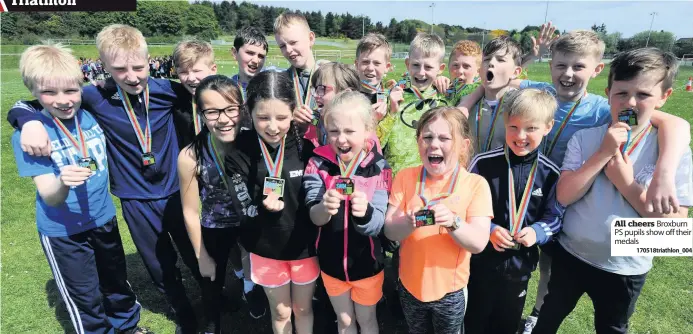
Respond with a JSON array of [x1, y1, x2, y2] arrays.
[[96, 24, 148, 60], [409, 33, 445, 62], [173, 39, 215, 71], [323, 91, 375, 133], [449, 40, 482, 67], [273, 11, 310, 34], [20, 43, 82, 92], [551, 30, 605, 61], [311, 62, 360, 92], [502, 88, 557, 124], [356, 33, 392, 62], [416, 107, 474, 166]]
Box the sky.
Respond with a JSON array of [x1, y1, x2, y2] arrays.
[[249, 0, 693, 38]]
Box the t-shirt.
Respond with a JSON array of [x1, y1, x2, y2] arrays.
[[467, 90, 516, 154], [560, 124, 693, 275], [520, 80, 611, 165], [390, 166, 494, 302], [12, 109, 115, 237]]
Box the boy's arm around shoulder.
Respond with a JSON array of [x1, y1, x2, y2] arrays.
[[531, 160, 565, 245], [352, 162, 392, 237], [8, 101, 52, 156]]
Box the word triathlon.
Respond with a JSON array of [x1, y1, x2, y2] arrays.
[[12, 0, 76, 5]]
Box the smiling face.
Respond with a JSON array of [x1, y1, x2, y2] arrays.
[[233, 43, 267, 80], [199, 89, 240, 143], [275, 23, 315, 70], [33, 79, 82, 120], [325, 104, 368, 163], [177, 58, 217, 95], [313, 77, 338, 109], [252, 98, 293, 144], [355, 47, 391, 86], [505, 115, 553, 156], [103, 50, 149, 95], [449, 53, 479, 84], [417, 116, 469, 176], [405, 48, 445, 90], [606, 72, 672, 127], [550, 52, 604, 102], [481, 49, 521, 92]]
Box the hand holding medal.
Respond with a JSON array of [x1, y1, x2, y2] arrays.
[[263, 191, 285, 212], [414, 165, 461, 228], [429, 203, 454, 228], [490, 226, 516, 252], [321, 189, 343, 216], [513, 226, 538, 248], [350, 191, 369, 218], [59, 165, 94, 187], [505, 146, 539, 250]]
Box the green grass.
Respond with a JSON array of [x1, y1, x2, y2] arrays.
[[2, 46, 693, 333]]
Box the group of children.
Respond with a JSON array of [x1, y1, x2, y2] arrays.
[[9, 10, 692, 334]]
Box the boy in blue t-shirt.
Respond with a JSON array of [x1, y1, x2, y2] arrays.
[[12, 44, 144, 334]]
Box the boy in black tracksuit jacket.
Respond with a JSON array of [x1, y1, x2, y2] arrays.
[[464, 88, 566, 334]]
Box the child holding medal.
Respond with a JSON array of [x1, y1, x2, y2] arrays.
[[178, 75, 246, 334], [384, 107, 493, 333], [303, 91, 391, 334], [225, 71, 318, 334], [464, 89, 564, 334], [11, 44, 146, 334], [354, 33, 393, 122]]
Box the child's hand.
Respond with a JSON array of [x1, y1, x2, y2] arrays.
[[433, 76, 451, 94], [490, 226, 515, 252], [514, 226, 537, 247], [605, 152, 634, 189], [321, 189, 343, 216], [197, 249, 217, 281], [293, 105, 314, 126], [21, 121, 52, 156], [430, 203, 455, 228], [599, 123, 630, 157], [646, 172, 680, 214], [405, 208, 420, 229], [59, 165, 93, 187], [263, 191, 285, 212], [389, 86, 404, 114], [350, 191, 369, 217], [530, 22, 559, 59], [372, 101, 388, 121]]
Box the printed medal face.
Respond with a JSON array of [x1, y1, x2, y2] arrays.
[[509, 242, 521, 250], [263, 177, 285, 197], [414, 209, 436, 227], [376, 92, 387, 104], [335, 177, 355, 195], [141, 153, 156, 166], [618, 109, 638, 126], [312, 110, 321, 126], [79, 157, 98, 171]]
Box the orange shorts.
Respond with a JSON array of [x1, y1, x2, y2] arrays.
[[249, 253, 319, 288], [321, 271, 384, 306]]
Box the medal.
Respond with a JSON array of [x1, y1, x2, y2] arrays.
[[505, 146, 538, 250], [618, 108, 638, 127], [336, 150, 366, 196], [52, 113, 97, 172], [117, 84, 154, 167], [258, 135, 286, 197], [415, 164, 461, 227], [312, 109, 321, 126]]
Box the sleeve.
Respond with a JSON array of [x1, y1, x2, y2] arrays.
[[466, 177, 494, 218], [7, 100, 43, 130], [303, 157, 326, 208], [11, 131, 56, 177], [352, 167, 391, 237], [561, 132, 584, 171], [388, 168, 408, 210], [519, 80, 548, 90], [674, 148, 693, 207], [593, 97, 612, 127], [530, 176, 565, 245]]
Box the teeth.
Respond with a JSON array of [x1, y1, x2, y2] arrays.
[[560, 81, 575, 87]]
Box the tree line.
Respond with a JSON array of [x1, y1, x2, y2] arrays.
[[1, 1, 692, 57]]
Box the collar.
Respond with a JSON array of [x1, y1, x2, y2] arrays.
[[507, 146, 539, 166]]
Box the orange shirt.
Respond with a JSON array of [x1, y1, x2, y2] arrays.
[[390, 166, 493, 302]]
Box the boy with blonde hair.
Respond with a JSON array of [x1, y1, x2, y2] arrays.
[[12, 43, 145, 334], [355, 33, 393, 120], [9, 24, 200, 333]]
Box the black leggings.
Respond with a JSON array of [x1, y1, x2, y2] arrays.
[[200, 227, 237, 334], [398, 280, 466, 334]]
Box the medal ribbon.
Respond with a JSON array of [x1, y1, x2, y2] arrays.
[[543, 97, 582, 157], [338, 150, 366, 179], [292, 67, 316, 107], [361, 80, 381, 94], [192, 99, 202, 135], [622, 123, 653, 156], [258, 135, 286, 178], [117, 84, 152, 153], [208, 134, 229, 191], [475, 95, 504, 153], [410, 85, 424, 100], [52, 114, 88, 159], [417, 165, 461, 209], [237, 81, 246, 103], [505, 146, 538, 236]]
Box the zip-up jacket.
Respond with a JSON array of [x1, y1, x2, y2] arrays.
[[303, 141, 392, 281], [225, 127, 317, 260], [468, 146, 565, 281]]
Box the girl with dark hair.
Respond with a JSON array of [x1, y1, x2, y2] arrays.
[[225, 71, 318, 334]]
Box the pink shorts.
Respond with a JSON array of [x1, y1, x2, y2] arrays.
[[249, 253, 320, 288]]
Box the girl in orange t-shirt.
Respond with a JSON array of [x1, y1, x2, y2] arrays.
[[384, 106, 493, 333]]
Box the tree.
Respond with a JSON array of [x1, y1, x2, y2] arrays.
[[591, 23, 607, 34], [325, 12, 336, 37], [626, 30, 676, 51], [215, 0, 238, 34], [673, 39, 693, 58], [136, 1, 186, 36], [185, 4, 220, 40]]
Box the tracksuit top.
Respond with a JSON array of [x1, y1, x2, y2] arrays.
[[303, 142, 392, 282], [225, 128, 317, 261], [468, 147, 565, 281]]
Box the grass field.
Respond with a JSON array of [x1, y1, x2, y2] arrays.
[[1, 45, 692, 334]]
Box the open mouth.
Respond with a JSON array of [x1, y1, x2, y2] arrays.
[[56, 106, 73, 114], [486, 71, 494, 82], [514, 141, 529, 148], [428, 155, 444, 165], [413, 77, 428, 84], [559, 81, 575, 88], [337, 146, 351, 154], [217, 126, 235, 133], [125, 82, 140, 88], [247, 64, 258, 71]]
